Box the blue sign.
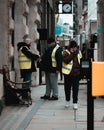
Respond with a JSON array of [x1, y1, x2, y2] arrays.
[[97, 25, 102, 34], [55, 26, 61, 35]]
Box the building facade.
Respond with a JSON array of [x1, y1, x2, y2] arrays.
[[97, 0, 104, 61], [0, 0, 55, 100], [75, 0, 98, 60]]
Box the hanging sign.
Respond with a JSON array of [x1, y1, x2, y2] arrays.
[[55, 26, 62, 35]]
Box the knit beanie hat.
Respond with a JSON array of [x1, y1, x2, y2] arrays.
[[69, 40, 77, 49], [47, 37, 55, 44]]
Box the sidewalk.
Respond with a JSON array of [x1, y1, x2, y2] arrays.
[[0, 82, 104, 130]]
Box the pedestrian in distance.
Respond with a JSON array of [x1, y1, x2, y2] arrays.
[[17, 37, 40, 100], [62, 40, 82, 109], [40, 37, 63, 100]]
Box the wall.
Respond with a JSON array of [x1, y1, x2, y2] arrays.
[[88, 0, 97, 21], [0, 0, 9, 68], [97, 0, 104, 61], [0, 0, 41, 99]]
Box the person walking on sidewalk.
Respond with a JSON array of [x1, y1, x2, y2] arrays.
[[17, 37, 40, 99], [62, 40, 82, 109], [40, 37, 62, 100]]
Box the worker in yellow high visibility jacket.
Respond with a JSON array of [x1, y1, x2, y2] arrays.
[[17, 37, 40, 99], [40, 37, 63, 100], [62, 40, 82, 109]]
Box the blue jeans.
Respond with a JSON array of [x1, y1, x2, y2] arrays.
[[45, 72, 58, 97]]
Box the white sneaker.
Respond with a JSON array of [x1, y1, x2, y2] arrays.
[[73, 103, 78, 109], [65, 101, 70, 108]]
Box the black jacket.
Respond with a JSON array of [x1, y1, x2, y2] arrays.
[[41, 44, 62, 73]]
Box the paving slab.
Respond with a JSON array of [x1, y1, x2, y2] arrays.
[[0, 83, 104, 130]]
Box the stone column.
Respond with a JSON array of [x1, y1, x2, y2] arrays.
[[14, 0, 25, 70], [97, 0, 104, 61], [28, 0, 40, 44], [14, 0, 30, 82], [0, 0, 9, 100], [0, 0, 9, 67], [28, 0, 41, 86]]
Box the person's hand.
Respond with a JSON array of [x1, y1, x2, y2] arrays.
[[73, 47, 79, 54], [73, 47, 77, 52], [37, 57, 42, 62], [56, 70, 60, 74], [70, 48, 75, 53], [62, 51, 69, 57]]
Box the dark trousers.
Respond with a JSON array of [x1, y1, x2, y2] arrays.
[[22, 72, 32, 98], [64, 74, 80, 103], [22, 72, 32, 87]]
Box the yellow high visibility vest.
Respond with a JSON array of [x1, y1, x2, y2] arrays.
[[62, 50, 82, 75], [51, 44, 60, 67], [18, 46, 31, 69]]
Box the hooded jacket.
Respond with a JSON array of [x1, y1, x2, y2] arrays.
[[17, 42, 39, 77]]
